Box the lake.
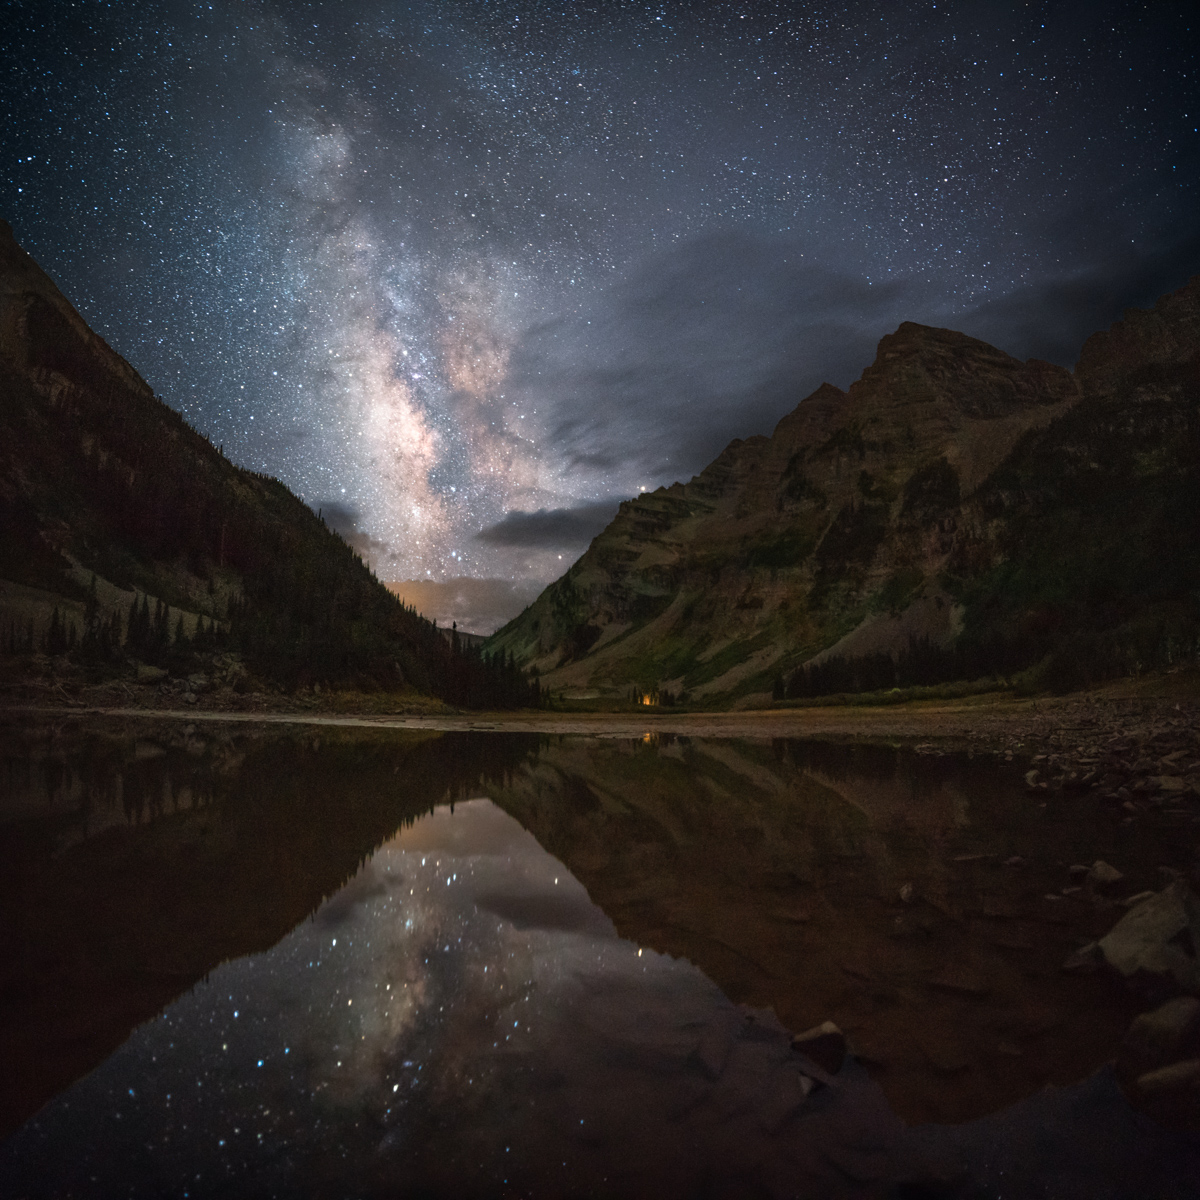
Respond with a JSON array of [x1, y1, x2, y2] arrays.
[[2, 715, 1197, 1197]]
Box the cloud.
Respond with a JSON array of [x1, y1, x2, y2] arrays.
[[385, 577, 543, 635], [475, 499, 620, 549], [960, 228, 1200, 366], [316, 500, 389, 561], [504, 231, 914, 493]]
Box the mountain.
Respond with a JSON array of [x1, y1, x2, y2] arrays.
[[487, 279, 1200, 703], [0, 219, 534, 707]]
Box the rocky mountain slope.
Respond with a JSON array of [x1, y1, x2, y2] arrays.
[[0, 219, 532, 706], [488, 279, 1200, 703]]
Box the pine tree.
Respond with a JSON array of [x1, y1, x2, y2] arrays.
[[85, 573, 99, 637], [155, 599, 170, 655], [46, 606, 64, 655]]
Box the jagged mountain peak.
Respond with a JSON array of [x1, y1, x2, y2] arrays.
[[854, 320, 1076, 420], [489, 282, 1198, 704], [771, 380, 848, 446], [1076, 273, 1200, 396]]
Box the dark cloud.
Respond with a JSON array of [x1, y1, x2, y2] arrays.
[[507, 232, 915, 487], [509, 220, 1200, 504], [385, 577, 543, 635], [475, 500, 621, 549], [960, 228, 1200, 366], [316, 500, 389, 562], [4, 0, 1195, 590]]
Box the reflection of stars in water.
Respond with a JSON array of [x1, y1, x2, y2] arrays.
[[0, 802, 675, 1191], [5, 800, 1186, 1197]]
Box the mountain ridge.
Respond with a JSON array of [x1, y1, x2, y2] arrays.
[[487, 280, 1200, 703]]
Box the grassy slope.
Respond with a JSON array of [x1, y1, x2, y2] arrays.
[[490, 285, 1200, 706], [0, 223, 533, 707]]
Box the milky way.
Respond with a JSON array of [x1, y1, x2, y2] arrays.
[[2, 1, 1197, 629]]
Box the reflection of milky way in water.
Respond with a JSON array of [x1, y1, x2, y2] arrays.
[[4, 800, 1198, 1199]]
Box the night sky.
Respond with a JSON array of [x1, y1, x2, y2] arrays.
[[3, 1, 1197, 630]]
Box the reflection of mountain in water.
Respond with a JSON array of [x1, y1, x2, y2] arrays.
[[0, 718, 538, 1135], [5, 720, 1197, 1140], [7, 794, 1197, 1200], [5, 722, 1200, 1196], [487, 735, 1180, 1123]]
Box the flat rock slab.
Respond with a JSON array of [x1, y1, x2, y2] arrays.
[[1098, 881, 1200, 992]]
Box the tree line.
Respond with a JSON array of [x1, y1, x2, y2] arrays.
[[3, 316, 540, 708]]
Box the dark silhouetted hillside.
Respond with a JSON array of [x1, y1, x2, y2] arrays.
[[0, 219, 536, 708]]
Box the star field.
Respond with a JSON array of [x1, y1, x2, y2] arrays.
[[2, 1, 1197, 628]]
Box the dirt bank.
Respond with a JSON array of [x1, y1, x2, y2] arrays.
[[8, 671, 1200, 801]]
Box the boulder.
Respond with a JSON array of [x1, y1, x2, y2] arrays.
[[1131, 1058, 1200, 1133], [1137, 1058, 1200, 1093], [1097, 880, 1200, 993], [1152, 775, 1190, 793], [1062, 942, 1103, 973], [1117, 996, 1200, 1082], [1087, 860, 1124, 888], [790, 1021, 847, 1074]]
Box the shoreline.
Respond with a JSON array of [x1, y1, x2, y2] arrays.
[[4, 687, 1199, 1137], [5, 679, 1198, 739], [5, 675, 1199, 809]]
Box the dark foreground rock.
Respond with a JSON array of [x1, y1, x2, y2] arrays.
[[1099, 881, 1200, 997]]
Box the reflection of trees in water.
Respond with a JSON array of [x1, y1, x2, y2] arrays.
[[1, 749, 32, 800], [4, 722, 544, 846], [40, 756, 65, 806], [776, 737, 914, 784], [122, 762, 151, 825], [0, 722, 543, 1137]]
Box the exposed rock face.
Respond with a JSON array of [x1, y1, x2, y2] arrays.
[[1075, 276, 1200, 398], [489, 277, 1200, 704], [489, 321, 1077, 699]]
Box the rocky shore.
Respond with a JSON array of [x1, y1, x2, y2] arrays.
[[7, 667, 1199, 1134]]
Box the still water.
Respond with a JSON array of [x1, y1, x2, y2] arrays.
[[2, 717, 1198, 1198]]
